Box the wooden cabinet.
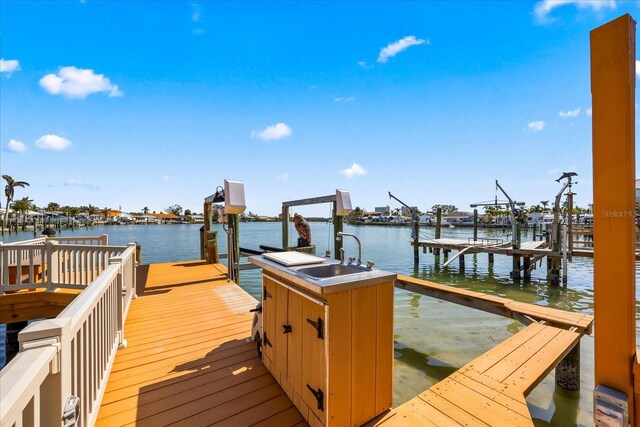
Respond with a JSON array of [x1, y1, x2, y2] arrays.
[[261, 272, 394, 426]]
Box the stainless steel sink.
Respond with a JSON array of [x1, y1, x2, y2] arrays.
[[294, 264, 365, 279]]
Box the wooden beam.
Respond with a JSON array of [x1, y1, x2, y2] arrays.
[[590, 13, 636, 413], [282, 195, 336, 208]]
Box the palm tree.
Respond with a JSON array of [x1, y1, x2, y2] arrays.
[[12, 197, 34, 230], [102, 207, 111, 221], [540, 200, 549, 213], [2, 175, 29, 234], [142, 206, 149, 214]]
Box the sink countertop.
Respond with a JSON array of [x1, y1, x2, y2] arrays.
[[248, 255, 397, 296]]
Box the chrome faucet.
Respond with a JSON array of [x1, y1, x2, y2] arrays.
[[337, 232, 361, 266]]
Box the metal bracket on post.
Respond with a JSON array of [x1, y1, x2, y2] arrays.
[[62, 395, 80, 427]]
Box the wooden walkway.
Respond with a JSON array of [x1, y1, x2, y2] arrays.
[[369, 323, 581, 427], [95, 261, 306, 426]]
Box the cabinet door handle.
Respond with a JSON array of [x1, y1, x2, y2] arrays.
[[306, 317, 324, 339], [306, 385, 324, 411], [263, 286, 272, 300], [263, 332, 272, 347], [282, 324, 292, 334]]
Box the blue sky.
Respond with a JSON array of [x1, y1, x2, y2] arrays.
[[1, 1, 638, 216]]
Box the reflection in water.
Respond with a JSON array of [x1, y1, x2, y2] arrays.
[[394, 341, 458, 383]]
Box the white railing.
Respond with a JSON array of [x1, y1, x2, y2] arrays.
[[0, 243, 136, 427], [0, 237, 126, 295], [52, 235, 109, 246]]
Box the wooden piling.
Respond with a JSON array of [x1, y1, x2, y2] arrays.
[[473, 209, 478, 242], [459, 254, 465, 270], [435, 207, 442, 256], [556, 343, 581, 391], [488, 253, 494, 264], [333, 201, 344, 261], [413, 217, 420, 265], [282, 206, 289, 250], [512, 255, 521, 281], [205, 231, 219, 264], [523, 257, 531, 280]]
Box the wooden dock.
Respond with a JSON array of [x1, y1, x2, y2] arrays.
[[93, 261, 592, 426], [95, 261, 306, 426]]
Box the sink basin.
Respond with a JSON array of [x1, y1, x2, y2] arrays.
[[294, 264, 365, 279]]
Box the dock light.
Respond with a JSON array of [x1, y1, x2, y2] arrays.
[[336, 189, 353, 216], [224, 179, 246, 214], [211, 186, 225, 203]]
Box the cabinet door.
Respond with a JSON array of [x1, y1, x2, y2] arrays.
[[287, 291, 303, 394], [274, 282, 289, 382], [262, 277, 277, 368], [302, 298, 326, 423]]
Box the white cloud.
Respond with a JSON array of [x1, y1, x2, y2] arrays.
[[36, 134, 72, 150], [586, 108, 592, 117], [339, 163, 368, 177], [7, 139, 27, 152], [559, 108, 580, 118], [251, 123, 292, 141], [377, 36, 429, 64], [528, 121, 545, 132], [636, 60, 640, 77], [276, 173, 289, 181], [192, 2, 202, 22], [64, 179, 99, 190], [0, 59, 20, 76], [358, 61, 369, 69], [335, 97, 355, 103], [533, 0, 616, 24], [39, 66, 122, 99]]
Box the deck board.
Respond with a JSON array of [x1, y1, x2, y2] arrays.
[[95, 260, 306, 427]]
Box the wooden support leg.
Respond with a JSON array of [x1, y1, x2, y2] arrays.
[[556, 343, 580, 391], [423, 246, 427, 254], [550, 257, 560, 286], [523, 257, 531, 280], [512, 255, 521, 281], [459, 254, 465, 270], [434, 248, 440, 256], [443, 249, 449, 259], [488, 253, 494, 264]]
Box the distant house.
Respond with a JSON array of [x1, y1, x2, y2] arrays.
[[636, 179, 640, 203], [189, 214, 204, 223], [149, 213, 180, 224]]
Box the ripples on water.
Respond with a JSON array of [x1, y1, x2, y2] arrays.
[[2, 222, 637, 426]]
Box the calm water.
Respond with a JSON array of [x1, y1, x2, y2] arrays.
[[2, 222, 636, 426]]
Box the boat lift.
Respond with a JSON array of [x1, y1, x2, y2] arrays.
[[387, 191, 421, 264]]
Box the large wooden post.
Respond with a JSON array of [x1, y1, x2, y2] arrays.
[[591, 14, 636, 422], [434, 207, 442, 256], [473, 209, 478, 242], [413, 217, 420, 265], [333, 201, 343, 261], [282, 206, 289, 250]]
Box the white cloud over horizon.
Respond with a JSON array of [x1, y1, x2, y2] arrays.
[[36, 134, 72, 150], [335, 97, 355, 103], [276, 173, 289, 181], [528, 121, 545, 132], [533, 0, 616, 24], [39, 66, 122, 99], [339, 163, 368, 177], [7, 139, 27, 153], [251, 123, 292, 141], [559, 108, 580, 118], [377, 36, 429, 64], [0, 59, 21, 76], [64, 179, 99, 190]]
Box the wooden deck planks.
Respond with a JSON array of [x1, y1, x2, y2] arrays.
[[95, 260, 306, 427], [373, 323, 582, 426]]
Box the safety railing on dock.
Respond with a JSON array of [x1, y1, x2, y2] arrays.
[[0, 235, 124, 295], [0, 242, 136, 427]]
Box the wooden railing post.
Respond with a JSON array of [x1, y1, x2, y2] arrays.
[[45, 241, 59, 292], [19, 318, 72, 427], [127, 243, 137, 298], [100, 234, 109, 245], [110, 256, 127, 348]]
